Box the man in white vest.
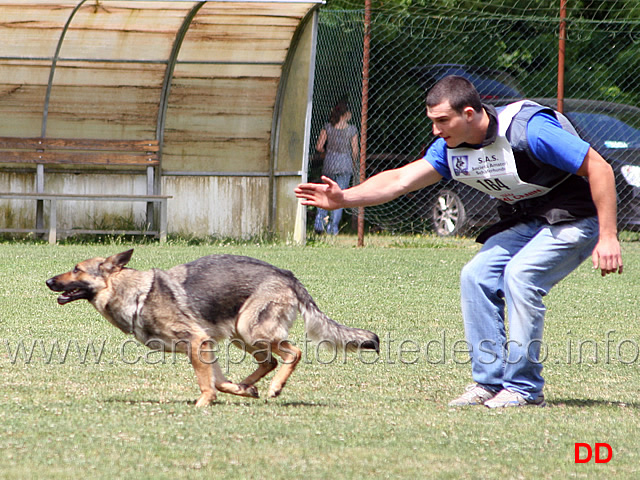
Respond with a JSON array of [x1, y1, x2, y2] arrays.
[[295, 75, 623, 408]]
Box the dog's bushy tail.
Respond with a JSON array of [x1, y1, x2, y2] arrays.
[[293, 281, 380, 353]]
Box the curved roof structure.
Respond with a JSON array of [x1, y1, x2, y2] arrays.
[[0, 0, 322, 240]]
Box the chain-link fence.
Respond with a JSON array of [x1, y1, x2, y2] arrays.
[[309, 2, 640, 236]]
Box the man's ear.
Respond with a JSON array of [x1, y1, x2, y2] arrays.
[[101, 249, 134, 274], [462, 106, 476, 122]]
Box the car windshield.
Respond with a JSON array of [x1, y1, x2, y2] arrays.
[[566, 111, 640, 150]]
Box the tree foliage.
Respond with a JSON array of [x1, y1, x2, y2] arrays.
[[314, 0, 640, 156]]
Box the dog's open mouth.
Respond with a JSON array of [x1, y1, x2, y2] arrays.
[[46, 278, 92, 305], [56, 288, 87, 305]]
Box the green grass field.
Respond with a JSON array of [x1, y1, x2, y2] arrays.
[[1, 236, 639, 479]]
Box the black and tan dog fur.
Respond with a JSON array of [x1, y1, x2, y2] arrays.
[[46, 250, 379, 406]]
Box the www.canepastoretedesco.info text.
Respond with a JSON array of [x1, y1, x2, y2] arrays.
[[2, 330, 639, 368]]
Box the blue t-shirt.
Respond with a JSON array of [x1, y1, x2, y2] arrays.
[[424, 112, 590, 180]]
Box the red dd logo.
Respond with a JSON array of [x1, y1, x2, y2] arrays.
[[574, 443, 613, 463]]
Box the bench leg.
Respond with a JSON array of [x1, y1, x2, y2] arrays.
[[36, 200, 45, 235], [36, 164, 45, 236], [48, 200, 57, 244], [146, 201, 154, 232], [159, 199, 167, 244]]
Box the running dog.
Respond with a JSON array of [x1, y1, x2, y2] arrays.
[[46, 250, 379, 406]]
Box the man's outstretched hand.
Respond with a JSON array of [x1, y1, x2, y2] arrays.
[[294, 176, 345, 211]]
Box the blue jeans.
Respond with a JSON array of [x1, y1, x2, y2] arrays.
[[314, 174, 352, 235], [459, 216, 599, 400]]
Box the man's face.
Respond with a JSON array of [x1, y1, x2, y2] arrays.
[[427, 100, 473, 148]]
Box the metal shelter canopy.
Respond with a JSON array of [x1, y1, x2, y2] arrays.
[[0, 0, 323, 240], [2, 0, 321, 147]]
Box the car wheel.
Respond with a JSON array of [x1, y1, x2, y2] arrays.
[[430, 189, 467, 236]]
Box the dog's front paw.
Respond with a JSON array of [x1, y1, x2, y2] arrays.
[[267, 385, 283, 399], [239, 384, 259, 399], [195, 392, 217, 407]]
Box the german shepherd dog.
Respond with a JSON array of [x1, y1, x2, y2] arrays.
[[46, 250, 379, 406]]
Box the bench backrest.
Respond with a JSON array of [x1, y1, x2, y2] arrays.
[[0, 137, 160, 195], [0, 137, 159, 166]]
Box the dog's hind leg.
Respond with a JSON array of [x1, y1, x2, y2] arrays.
[[267, 341, 302, 399], [240, 346, 278, 387], [235, 287, 300, 398]]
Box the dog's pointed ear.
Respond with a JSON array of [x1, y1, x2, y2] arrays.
[[101, 249, 134, 274]]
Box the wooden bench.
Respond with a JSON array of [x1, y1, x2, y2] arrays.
[[0, 137, 171, 243]]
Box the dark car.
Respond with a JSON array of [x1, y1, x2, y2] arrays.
[[365, 64, 525, 158], [555, 98, 640, 231], [424, 98, 640, 236], [410, 63, 524, 100]]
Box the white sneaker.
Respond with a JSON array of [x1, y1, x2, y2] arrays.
[[484, 389, 546, 408], [448, 384, 497, 406]]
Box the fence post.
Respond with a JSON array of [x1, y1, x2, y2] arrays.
[[557, 0, 567, 113], [358, 0, 371, 247]]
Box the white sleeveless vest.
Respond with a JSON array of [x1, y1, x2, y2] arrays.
[[446, 101, 570, 205]]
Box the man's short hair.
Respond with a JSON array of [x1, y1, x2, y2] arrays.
[[426, 75, 483, 114]]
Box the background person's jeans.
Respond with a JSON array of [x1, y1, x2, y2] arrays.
[[459, 216, 599, 400], [314, 174, 352, 235]]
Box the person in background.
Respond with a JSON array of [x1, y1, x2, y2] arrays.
[[313, 101, 359, 235], [296, 75, 623, 408]]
